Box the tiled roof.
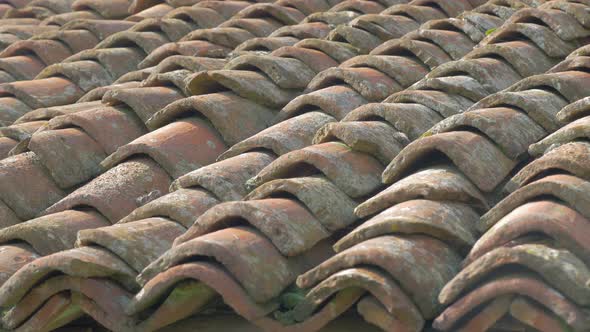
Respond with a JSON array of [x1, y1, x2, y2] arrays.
[[0, 0, 589, 331]]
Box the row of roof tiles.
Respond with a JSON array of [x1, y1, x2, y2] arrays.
[[0, 0, 589, 331]]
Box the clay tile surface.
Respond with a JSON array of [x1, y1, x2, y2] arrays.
[[1, 0, 590, 331]]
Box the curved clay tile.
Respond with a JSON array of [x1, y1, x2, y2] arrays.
[[0, 246, 137, 308], [510, 5, 589, 40], [336, 199, 478, 253], [126, 3, 175, 21], [0, 210, 108, 255], [384, 90, 473, 118], [4, 0, 75, 20], [421, 58, 521, 97], [343, 102, 442, 141], [303, 9, 359, 25], [355, 295, 417, 332], [42, 157, 171, 223], [326, 25, 382, 54], [147, 93, 275, 145], [171, 151, 274, 201], [96, 29, 171, 55], [226, 55, 316, 89], [483, 21, 578, 59], [102, 85, 183, 122], [175, 199, 330, 256], [507, 141, 590, 191], [472, 35, 557, 73], [220, 18, 285, 38], [313, 120, 408, 163], [546, 43, 590, 73], [248, 142, 383, 198], [0, 152, 65, 221], [0, 18, 40, 25], [101, 117, 227, 178], [144, 54, 226, 79], [232, 3, 307, 25], [508, 296, 578, 332], [42, 104, 146, 155], [292, 267, 424, 331], [507, 71, 590, 104], [328, 0, 384, 14], [0, 97, 34, 127], [76, 217, 185, 272], [36, 60, 113, 92], [65, 46, 145, 79], [0, 0, 582, 331], [0, 120, 44, 143], [466, 200, 590, 266], [347, 13, 417, 42], [451, 295, 514, 332], [439, 244, 590, 307], [118, 188, 218, 228], [12, 99, 103, 123], [435, 273, 590, 331], [140, 40, 229, 68], [0, 55, 45, 82], [356, 166, 488, 218], [128, 262, 277, 331], [382, 131, 517, 192], [270, 21, 331, 39], [264, 45, 337, 72], [71, 0, 132, 19], [138, 226, 333, 301], [164, 6, 228, 27], [2, 276, 134, 331], [40, 11, 98, 25], [199, 0, 266, 19], [371, 38, 452, 68], [0, 24, 57, 50], [0, 243, 39, 286], [32, 29, 100, 53], [28, 127, 107, 188], [191, 70, 301, 108], [297, 235, 461, 318], [471, 88, 568, 133], [341, 54, 429, 88], [558, 95, 590, 123], [181, 27, 255, 50], [529, 115, 590, 156], [3, 293, 75, 332], [220, 112, 334, 159], [277, 85, 367, 121], [427, 107, 546, 160], [128, 0, 162, 15], [25, 108, 145, 189], [479, 174, 590, 231], [263, 289, 368, 332], [294, 38, 360, 63], [245, 176, 357, 232], [307, 67, 401, 101], [0, 77, 84, 110], [233, 35, 299, 52], [0, 137, 16, 159]]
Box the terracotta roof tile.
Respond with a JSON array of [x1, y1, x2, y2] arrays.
[[245, 176, 358, 231], [43, 157, 172, 222], [0, 209, 109, 255], [428, 41, 590, 332], [0, 152, 66, 221], [171, 151, 274, 200], [435, 273, 590, 331], [1, 0, 590, 331], [119, 188, 220, 227]]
